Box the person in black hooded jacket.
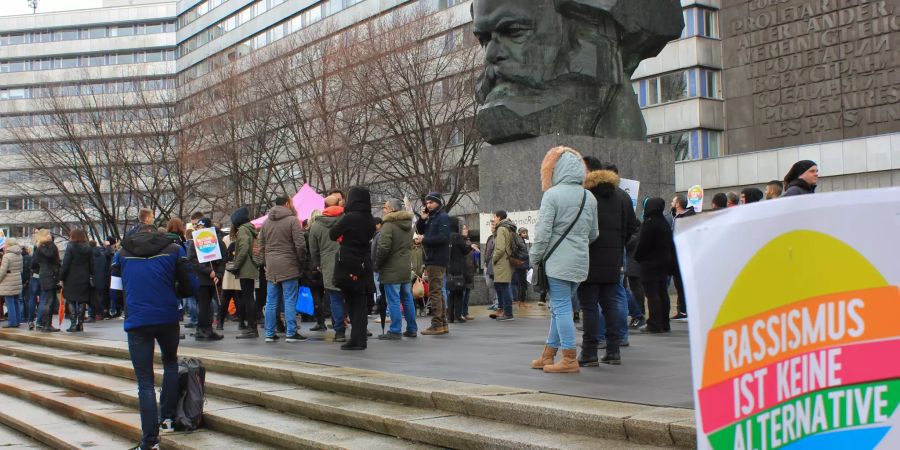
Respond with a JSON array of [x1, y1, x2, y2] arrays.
[[634, 197, 675, 333], [577, 157, 639, 366], [32, 229, 61, 332], [60, 229, 95, 332], [329, 186, 376, 350], [446, 217, 471, 323]]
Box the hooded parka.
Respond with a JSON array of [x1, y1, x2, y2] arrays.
[[583, 169, 639, 284], [258, 205, 307, 283], [0, 244, 23, 296], [529, 148, 599, 283], [374, 210, 414, 285]]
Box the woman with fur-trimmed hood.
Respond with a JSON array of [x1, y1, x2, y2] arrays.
[[528, 146, 599, 374], [374, 199, 418, 339], [576, 156, 640, 367]]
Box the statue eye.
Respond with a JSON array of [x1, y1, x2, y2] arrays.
[[474, 32, 491, 46]]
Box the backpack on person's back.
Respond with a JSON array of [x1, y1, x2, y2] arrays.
[[509, 232, 529, 268]]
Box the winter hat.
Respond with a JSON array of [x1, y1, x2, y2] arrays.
[[198, 217, 213, 228], [783, 160, 817, 187], [425, 192, 444, 208]]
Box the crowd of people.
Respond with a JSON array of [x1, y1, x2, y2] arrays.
[[0, 152, 821, 449]]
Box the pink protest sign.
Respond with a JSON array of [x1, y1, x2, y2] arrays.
[[251, 184, 325, 228]]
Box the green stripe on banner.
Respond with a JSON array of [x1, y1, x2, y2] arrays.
[[709, 379, 900, 450]]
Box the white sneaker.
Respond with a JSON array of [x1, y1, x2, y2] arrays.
[[159, 419, 175, 433]]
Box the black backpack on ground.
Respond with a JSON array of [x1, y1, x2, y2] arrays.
[[175, 357, 206, 431]]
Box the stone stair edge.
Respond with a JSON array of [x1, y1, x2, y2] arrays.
[[0, 329, 697, 448]]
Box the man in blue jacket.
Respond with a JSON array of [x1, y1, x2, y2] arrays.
[[414, 192, 451, 335], [111, 224, 193, 450]]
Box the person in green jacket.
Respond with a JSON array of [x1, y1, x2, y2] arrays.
[[374, 199, 418, 340], [231, 206, 261, 339], [309, 195, 347, 342]]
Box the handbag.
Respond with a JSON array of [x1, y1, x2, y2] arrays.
[[225, 261, 240, 275], [295, 286, 315, 315], [447, 274, 466, 291], [532, 191, 587, 294]]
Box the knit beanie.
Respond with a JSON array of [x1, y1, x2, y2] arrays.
[[783, 160, 817, 187]]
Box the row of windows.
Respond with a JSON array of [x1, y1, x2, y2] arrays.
[[0, 49, 176, 74], [0, 107, 172, 129], [0, 197, 50, 211], [681, 7, 719, 39], [178, 0, 365, 84], [0, 21, 176, 46], [649, 129, 721, 162], [0, 78, 175, 101], [178, 0, 339, 57], [0, 170, 50, 183], [634, 68, 721, 108]]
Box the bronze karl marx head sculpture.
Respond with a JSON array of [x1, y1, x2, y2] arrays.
[[472, 0, 683, 144]]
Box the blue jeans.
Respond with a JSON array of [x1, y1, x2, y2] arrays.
[[384, 283, 417, 334], [327, 289, 346, 333], [127, 322, 179, 449], [595, 282, 630, 343], [25, 279, 40, 323], [546, 277, 578, 350], [494, 282, 513, 317], [265, 279, 298, 337], [184, 297, 198, 326], [4, 295, 20, 327]]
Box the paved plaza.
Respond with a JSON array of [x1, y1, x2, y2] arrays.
[[80, 304, 694, 409]]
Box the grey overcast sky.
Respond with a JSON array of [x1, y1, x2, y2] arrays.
[[1, 0, 104, 18]]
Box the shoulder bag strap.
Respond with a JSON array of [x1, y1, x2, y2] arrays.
[[542, 191, 587, 263]]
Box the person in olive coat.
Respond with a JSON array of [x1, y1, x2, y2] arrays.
[[60, 229, 95, 332], [374, 199, 417, 339]]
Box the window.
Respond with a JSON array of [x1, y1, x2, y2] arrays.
[[649, 129, 721, 161], [116, 53, 135, 64], [635, 68, 721, 107], [89, 27, 107, 39], [682, 7, 719, 39], [7, 33, 26, 45], [144, 23, 163, 34], [114, 25, 135, 37], [60, 57, 78, 69]]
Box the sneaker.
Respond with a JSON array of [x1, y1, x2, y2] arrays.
[[463, 315, 474, 321], [129, 445, 159, 450], [496, 316, 515, 322], [310, 323, 327, 332], [403, 330, 418, 338], [195, 330, 224, 341], [630, 317, 646, 329], [671, 312, 688, 322], [184, 322, 196, 329], [378, 332, 401, 340], [487, 305, 498, 311], [620, 340, 630, 347], [285, 333, 309, 343], [159, 419, 175, 433], [236, 329, 259, 339], [265, 334, 280, 343], [333, 332, 346, 342]]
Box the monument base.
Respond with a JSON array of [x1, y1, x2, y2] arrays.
[[478, 135, 675, 217]]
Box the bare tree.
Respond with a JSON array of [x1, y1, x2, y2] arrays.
[[265, 25, 380, 196], [361, 6, 483, 211]]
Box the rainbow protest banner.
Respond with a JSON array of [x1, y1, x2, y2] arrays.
[[675, 188, 900, 450], [192, 227, 222, 263]]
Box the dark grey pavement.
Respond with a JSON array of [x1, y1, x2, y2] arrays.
[[73, 306, 694, 409]]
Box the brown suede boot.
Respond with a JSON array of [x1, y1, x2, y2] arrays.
[[543, 349, 580, 373], [530, 346, 558, 369]]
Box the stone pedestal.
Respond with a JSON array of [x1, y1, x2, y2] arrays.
[[478, 135, 675, 217]]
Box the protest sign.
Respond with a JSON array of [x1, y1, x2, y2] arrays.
[[620, 178, 641, 210], [192, 227, 222, 263], [478, 210, 540, 244], [688, 185, 704, 212], [251, 184, 325, 228], [675, 188, 900, 450]]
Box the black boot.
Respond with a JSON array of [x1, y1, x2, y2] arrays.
[[76, 305, 85, 331], [601, 353, 622, 365], [66, 304, 78, 332]]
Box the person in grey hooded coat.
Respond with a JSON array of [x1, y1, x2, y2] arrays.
[[529, 146, 598, 374]]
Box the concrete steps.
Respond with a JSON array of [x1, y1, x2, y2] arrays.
[[0, 330, 695, 449]]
